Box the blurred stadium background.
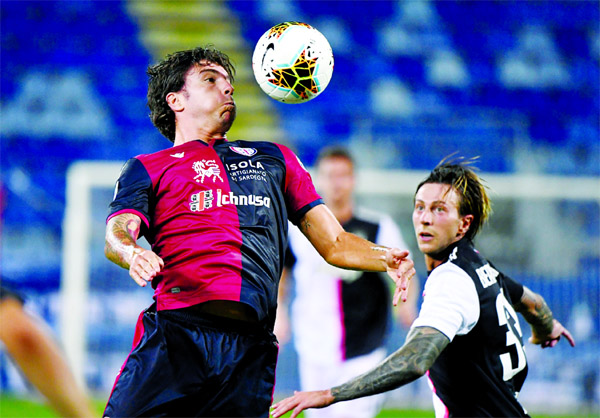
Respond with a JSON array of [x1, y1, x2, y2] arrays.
[[1, 0, 598, 416]]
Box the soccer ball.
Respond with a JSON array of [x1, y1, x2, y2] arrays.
[[252, 21, 334, 104]]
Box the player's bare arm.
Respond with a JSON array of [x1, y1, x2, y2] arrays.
[[299, 205, 388, 270], [271, 326, 448, 418], [331, 326, 448, 401], [105, 213, 142, 268], [299, 205, 415, 302], [513, 286, 575, 348], [105, 213, 164, 287]]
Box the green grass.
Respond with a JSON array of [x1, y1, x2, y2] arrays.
[[375, 409, 434, 417], [0, 397, 430, 417], [0, 396, 106, 418], [0, 396, 597, 418], [376, 410, 598, 418], [273, 409, 433, 418]]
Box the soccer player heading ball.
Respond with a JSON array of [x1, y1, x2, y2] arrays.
[[103, 45, 415, 417], [272, 157, 575, 418]]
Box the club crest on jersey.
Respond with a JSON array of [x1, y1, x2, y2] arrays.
[[230, 146, 257, 156], [193, 160, 223, 183]]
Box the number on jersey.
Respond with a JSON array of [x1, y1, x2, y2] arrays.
[[496, 290, 527, 381]]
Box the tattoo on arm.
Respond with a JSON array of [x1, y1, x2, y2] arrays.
[[300, 218, 311, 234], [125, 218, 140, 240], [331, 327, 449, 403], [513, 287, 554, 336], [104, 214, 141, 269]]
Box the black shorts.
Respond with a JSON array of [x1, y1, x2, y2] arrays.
[[104, 304, 278, 417]]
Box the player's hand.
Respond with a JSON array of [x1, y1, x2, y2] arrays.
[[128, 247, 164, 287], [529, 319, 575, 348], [385, 249, 415, 306], [271, 389, 334, 418]]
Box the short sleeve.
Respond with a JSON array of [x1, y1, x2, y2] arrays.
[[107, 158, 153, 234], [276, 144, 323, 224], [501, 274, 525, 306], [411, 263, 480, 341]]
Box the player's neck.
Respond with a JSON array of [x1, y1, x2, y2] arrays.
[[424, 240, 463, 271], [425, 255, 444, 271], [173, 130, 228, 147]]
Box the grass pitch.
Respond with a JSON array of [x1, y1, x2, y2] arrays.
[[0, 395, 597, 417], [0, 396, 430, 417]]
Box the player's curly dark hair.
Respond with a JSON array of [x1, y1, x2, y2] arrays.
[[146, 45, 236, 142], [416, 155, 492, 241]]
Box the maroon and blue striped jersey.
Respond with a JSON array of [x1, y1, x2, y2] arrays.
[[107, 139, 322, 325]]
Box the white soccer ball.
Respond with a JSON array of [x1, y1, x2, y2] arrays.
[[252, 21, 334, 104]]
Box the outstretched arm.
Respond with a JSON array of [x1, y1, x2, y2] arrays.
[[271, 326, 449, 418], [0, 297, 96, 417], [512, 286, 575, 348], [298, 205, 395, 271], [298, 205, 416, 303], [331, 326, 448, 401], [105, 213, 164, 287]]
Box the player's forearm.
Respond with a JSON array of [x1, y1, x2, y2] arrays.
[[331, 327, 448, 403], [324, 231, 389, 272], [513, 286, 554, 337], [300, 205, 389, 271], [104, 214, 142, 269]]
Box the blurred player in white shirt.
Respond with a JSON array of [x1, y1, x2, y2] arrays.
[[275, 147, 419, 418]]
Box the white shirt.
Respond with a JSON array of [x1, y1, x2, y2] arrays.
[[411, 261, 480, 341], [288, 208, 409, 364]]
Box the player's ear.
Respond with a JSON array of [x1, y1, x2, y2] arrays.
[[457, 214, 473, 237], [166, 92, 184, 112]]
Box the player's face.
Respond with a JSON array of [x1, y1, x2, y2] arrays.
[[179, 62, 236, 133], [317, 157, 355, 206], [413, 183, 469, 262]]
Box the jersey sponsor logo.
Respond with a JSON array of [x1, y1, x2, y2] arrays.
[[476, 263, 499, 288], [230, 146, 257, 156], [193, 160, 223, 183], [189, 189, 271, 212], [170, 152, 185, 158], [225, 159, 268, 182]]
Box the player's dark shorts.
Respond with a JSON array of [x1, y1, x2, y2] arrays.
[[104, 303, 278, 417]]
